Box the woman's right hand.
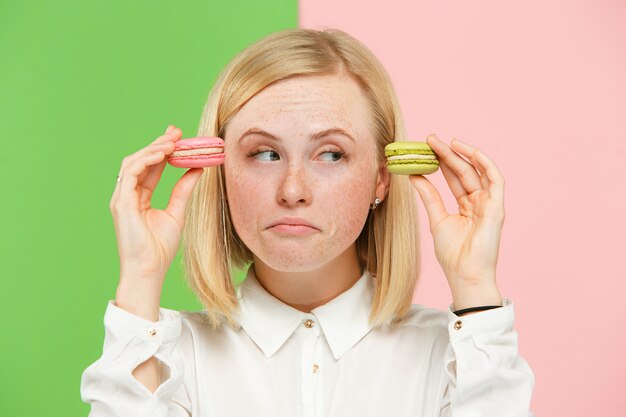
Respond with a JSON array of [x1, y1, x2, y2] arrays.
[[110, 125, 204, 311]]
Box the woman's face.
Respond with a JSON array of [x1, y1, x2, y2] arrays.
[[223, 72, 389, 272]]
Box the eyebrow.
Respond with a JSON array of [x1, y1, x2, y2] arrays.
[[237, 127, 356, 143]]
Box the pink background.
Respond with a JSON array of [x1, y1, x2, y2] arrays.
[[300, 1, 626, 415]]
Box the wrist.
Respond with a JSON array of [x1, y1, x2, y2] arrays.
[[453, 305, 502, 316], [451, 282, 502, 313], [115, 278, 163, 322]]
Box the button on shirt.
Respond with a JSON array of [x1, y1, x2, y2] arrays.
[[80, 266, 536, 416]]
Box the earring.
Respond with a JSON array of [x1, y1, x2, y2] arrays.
[[369, 197, 381, 210]]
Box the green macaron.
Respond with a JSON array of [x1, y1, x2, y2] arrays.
[[384, 141, 440, 175]]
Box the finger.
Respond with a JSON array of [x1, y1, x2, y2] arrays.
[[135, 141, 177, 191], [112, 142, 173, 196], [111, 127, 180, 205], [118, 151, 168, 211], [109, 154, 159, 211], [427, 134, 482, 195], [164, 168, 205, 224], [408, 174, 448, 231], [473, 149, 505, 208], [119, 133, 178, 180], [438, 157, 468, 202], [451, 139, 504, 204], [127, 141, 176, 165], [449, 139, 489, 189], [139, 155, 170, 192], [113, 126, 178, 189], [153, 126, 182, 145]]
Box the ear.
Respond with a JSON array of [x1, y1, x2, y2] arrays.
[[375, 162, 391, 201]]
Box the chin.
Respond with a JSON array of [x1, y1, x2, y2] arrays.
[[257, 254, 327, 272], [243, 229, 359, 272], [254, 249, 332, 272]]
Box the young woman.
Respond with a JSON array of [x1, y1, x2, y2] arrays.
[[81, 28, 535, 416]]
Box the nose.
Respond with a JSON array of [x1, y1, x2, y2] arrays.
[[276, 163, 312, 207]]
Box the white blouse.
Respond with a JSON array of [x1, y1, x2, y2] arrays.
[[80, 265, 536, 417]]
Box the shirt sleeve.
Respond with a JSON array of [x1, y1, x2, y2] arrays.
[[438, 298, 536, 417], [80, 300, 192, 417]]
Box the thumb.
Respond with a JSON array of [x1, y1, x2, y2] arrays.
[[165, 168, 205, 224], [409, 174, 448, 231]]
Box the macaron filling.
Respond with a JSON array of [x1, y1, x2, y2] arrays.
[[170, 147, 224, 157], [386, 154, 437, 161]]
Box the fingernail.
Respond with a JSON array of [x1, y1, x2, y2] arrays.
[[165, 125, 173, 133], [427, 133, 439, 142]]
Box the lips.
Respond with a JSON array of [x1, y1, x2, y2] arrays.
[[267, 217, 319, 230]]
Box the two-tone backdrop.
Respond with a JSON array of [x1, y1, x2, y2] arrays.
[[1, 1, 624, 416]]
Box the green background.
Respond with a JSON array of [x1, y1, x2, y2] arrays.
[[0, 1, 296, 415]]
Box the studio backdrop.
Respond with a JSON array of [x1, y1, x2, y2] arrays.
[[1, 1, 625, 416]]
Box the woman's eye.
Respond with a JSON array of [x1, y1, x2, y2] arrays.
[[248, 148, 280, 161], [246, 147, 345, 162], [318, 149, 345, 162]]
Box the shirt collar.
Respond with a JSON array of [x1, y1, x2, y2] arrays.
[[233, 264, 377, 360]]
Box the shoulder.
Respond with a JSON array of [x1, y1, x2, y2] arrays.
[[179, 309, 211, 326], [176, 309, 241, 341], [367, 304, 451, 360], [178, 309, 226, 331], [393, 303, 450, 329], [165, 309, 239, 371], [384, 303, 450, 343]]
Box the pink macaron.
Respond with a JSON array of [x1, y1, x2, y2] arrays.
[[167, 136, 225, 168]]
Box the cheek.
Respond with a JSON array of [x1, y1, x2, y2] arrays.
[[224, 164, 265, 240], [319, 162, 376, 236]]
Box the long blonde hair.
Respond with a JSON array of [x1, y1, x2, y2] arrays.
[[182, 28, 420, 330]]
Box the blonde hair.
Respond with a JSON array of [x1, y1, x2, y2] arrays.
[[182, 28, 420, 330]]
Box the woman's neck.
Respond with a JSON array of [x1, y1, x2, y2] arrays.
[[252, 245, 363, 313]]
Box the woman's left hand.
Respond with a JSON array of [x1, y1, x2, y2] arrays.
[[409, 134, 505, 293]]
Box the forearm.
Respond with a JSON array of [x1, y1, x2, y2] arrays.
[[442, 296, 536, 415], [132, 356, 163, 394]]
